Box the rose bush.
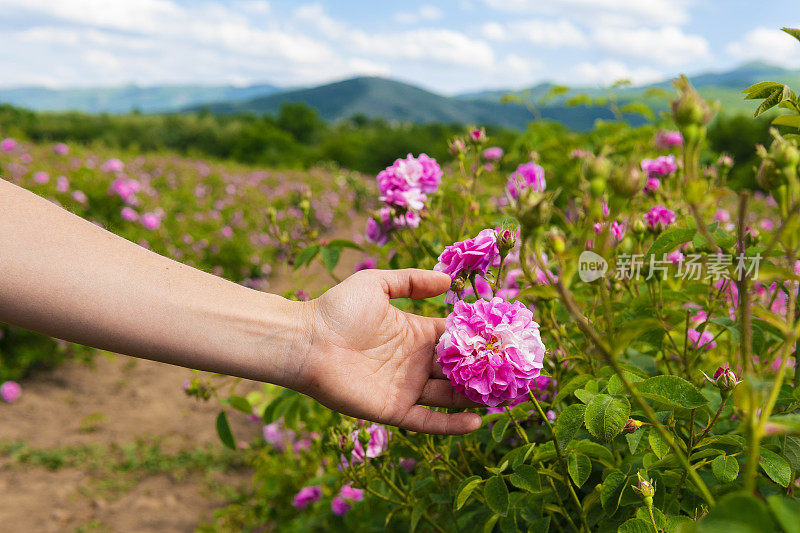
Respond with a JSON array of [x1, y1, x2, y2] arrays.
[[205, 39, 800, 531]]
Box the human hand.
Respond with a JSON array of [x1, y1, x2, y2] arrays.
[[293, 269, 482, 435]]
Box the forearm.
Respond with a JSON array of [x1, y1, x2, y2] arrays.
[[0, 179, 309, 387]]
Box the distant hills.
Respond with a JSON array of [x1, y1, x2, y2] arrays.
[[1, 62, 797, 129], [0, 83, 280, 114]]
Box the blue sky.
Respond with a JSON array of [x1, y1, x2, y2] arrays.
[[1, 0, 799, 94]]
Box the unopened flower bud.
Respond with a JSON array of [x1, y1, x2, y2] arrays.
[[545, 228, 566, 254], [702, 364, 742, 398], [496, 228, 517, 256], [586, 154, 612, 182], [633, 472, 656, 509], [717, 155, 733, 168], [632, 218, 647, 236], [610, 164, 644, 198], [450, 275, 466, 294], [468, 128, 487, 144], [672, 75, 714, 130], [449, 138, 466, 156]]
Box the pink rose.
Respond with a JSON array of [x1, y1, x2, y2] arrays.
[[292, 486, 322, 509], [1, 381, 21, 403], [508, 162, 546, 199]]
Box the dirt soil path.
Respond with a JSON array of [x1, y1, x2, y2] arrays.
[[0, 248, 366, 532]]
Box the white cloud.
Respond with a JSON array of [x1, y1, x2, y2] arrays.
[[593, 26, 710, 66], [395, 5, 444, 24], [481, 19, 586, 47], [482, 0, 691, 27], [726, 27, 800, 68], [572, 60, 663, 85]]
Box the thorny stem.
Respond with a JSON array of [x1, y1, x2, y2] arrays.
[[552, 273, 716, 506], [529, 392, 590, 533]]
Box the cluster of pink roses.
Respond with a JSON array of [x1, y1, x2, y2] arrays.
[[366, 154, 442, 246], [339, 423, 390, 469], [507, 161, 546, 199], [644, 205, 676, 230], [641, 155, 678, 193]]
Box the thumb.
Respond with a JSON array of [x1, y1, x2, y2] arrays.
[[374, 269, 451, 300]]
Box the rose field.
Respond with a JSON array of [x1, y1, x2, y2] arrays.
[[7, 30, 800, 533]]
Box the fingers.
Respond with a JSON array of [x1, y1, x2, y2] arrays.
[[398, 405, 482, 435], [374, 269, 451, 300], [418, 379, 480, 408]]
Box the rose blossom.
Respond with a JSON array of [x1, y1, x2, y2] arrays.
[[53, 143, 69, 155], [121, 207, 138, 222], [655, 130, 683, 150], [434, 229, 499, 303], [56, 176, 70, 193], [292, 486, 322, 509], [483, 147, 504, 161], [331, 497, 351, 516], [436, 297, 546, 407], [1, 381, 21, 403], [507, 162, 546, 199], [486, 375, 553, 414], [644, 205, 675, 230], [688, 328, 716, 351], [1, 138, 17, 151], [641, 155, 677, 178], [354, 257, 377, 271], [141, 212, 161, 230], [644, 177, 660, 193], [377, 153, 442, 209], [33, 171, 49, 184], [101, 158, 125, 173]]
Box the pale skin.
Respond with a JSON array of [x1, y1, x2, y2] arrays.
[[0, 179, 481, 434]]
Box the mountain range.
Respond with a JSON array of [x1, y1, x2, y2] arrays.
[[1, 62, 796, 130]]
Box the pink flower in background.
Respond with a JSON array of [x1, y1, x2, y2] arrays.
[[347, 424, 390, 466], [688, 328, 716, 351], [120, 207, 138, 222], [377, 153, 442, 209], [355, 257, 377, 271], [508, 162, 546, 199], [109, 177, 141, 203], [435, 229, 499, 303], [53, 143, 69, 156], [101, 158, 125, 173], [292, 486, 322, 509], [331, 497, 351, 516], [339, 484, 364, 502], [0, 381, 21, 403], [668, 250, 684, 264], [644, 177, 660, 193], [610, 221, 626, 242], [644, 205, 675, 230], [655, 130, 683, 150], [221, 226, 234, 238], [141, 212, 161, 230], [483, 147, 504, 161], [399, 458, 418, 472], [366, 217, 389, 246], [1, 138, 17, 151], [33, 171, 49, 184], [71, 190, 88, 204], [641, 155, 677, 178], [436, 297, 546, 407], [295, 289, 310, 301], [56, 176, 70, 193]]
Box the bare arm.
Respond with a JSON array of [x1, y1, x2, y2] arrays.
[[0, 179, 481, 434]]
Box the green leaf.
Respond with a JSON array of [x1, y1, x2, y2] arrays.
[[760, 448, 792, 487], [600, 469, 626, 513], [325, 239, 363, 251], [782, 27, 800, 44], [553, 374, 593, 404], [320, 246, 341, 274], [410, 503, 423, 533], [772, 114, 800, 129], [636, 375, 708, 410], [455, 475, 483, 510], [483, 514, 500, 533], [743, 81, 784, 99], [553, 404, 586, 449], [508, 464, 541, 493], [584, 394, 630, 442], [484, 476, 509, 516], [567, 453, 591, 488], [711, 455, 739, 483], [226, 395, 252, 414], [626, 429, 645, 454], [783, 436, 800, 471], [527, 516, 551, 533], [766, 494, 800, 533], [492, 418, 511, 443], [512, 443, 536, 469], [619, 518, 655, 533], [646, 228, 695, 258], [648, 428, 671, 460], [697, 492, 774, 532], [293, 244, 319, 270], [215, 411, 236, 450]]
